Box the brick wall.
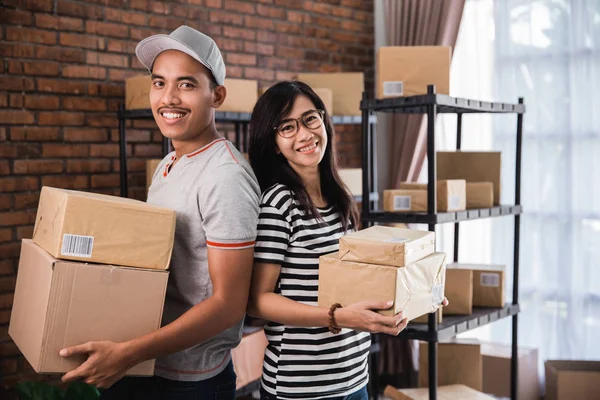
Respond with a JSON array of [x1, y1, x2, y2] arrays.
[[0, 0, 373, 391]]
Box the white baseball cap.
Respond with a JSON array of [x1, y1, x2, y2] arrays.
[[135, 25, 226, 86]]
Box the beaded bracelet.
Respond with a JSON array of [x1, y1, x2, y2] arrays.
[[328, 303, 342, 334]]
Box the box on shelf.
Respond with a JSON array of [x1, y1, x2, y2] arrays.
[[339, 226, 435, 267], [314, 88, 333, 115], [33, 186, 176, 270], [412, 307, 442, 324], [437, 152, 502, 205], [448, 263, 506, 308], [125, 75, 151, 110], [231, 328, 268, 390], [318, 252, 446, 318], [376, 46, 451, 98], [339, 168, 362, 196], [545, 360, 600, 400], [419, 340, 482, 391], [399, 180, 467, 212], [9, 239, 168, 375], [146, 159, 162, 193], [442, 268, 473, 315], [481, 343, 540, 400], [384, 384, 494, 400], [296, 72, 364, 116], [384, 189, 427, 213], [466, 182, 494, 209]]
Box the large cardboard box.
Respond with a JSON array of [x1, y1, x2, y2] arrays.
[[384, 384, 494, 400], [384, 189, 427, 212], [146, 158, 162, 193], [339, 226, 435, 268], [314, 88, 333, 115], [437, 152, 502, 205], [419, 340, 482, 391], [466, 182, 494, 209], [339, 168, 362, 196], [376, 46, 451, 98], [296, 72, 364, 116], [399, 180, 467, 212], [232, 328, 268, 390], [481, 343, 540, 400], [319, 252, 446, 318], [33, 187, 176, 270], [449, 263, 506, 308], [545, 360, 600, 400], [9, 239, 168, 375], [442, 268, 473, 315], [125, 75, 151, 110]]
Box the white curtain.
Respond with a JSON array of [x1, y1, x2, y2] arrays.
[[430, 0, 600, 387]]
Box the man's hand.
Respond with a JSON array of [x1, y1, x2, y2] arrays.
[[60, 341, 134, 389]]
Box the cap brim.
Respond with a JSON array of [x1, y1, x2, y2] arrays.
[[135, 34, 212, 74]]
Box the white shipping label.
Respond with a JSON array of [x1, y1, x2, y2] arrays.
[[383, 81, 404, 97], [480, 272, 501, 287], [393, 195, 411, 211], [449, 195, 461, 210], [61, 234, 94, 258], [432, 283, 444, 305]]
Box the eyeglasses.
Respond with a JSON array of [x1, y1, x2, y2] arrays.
[[274, 109, 325, 138]]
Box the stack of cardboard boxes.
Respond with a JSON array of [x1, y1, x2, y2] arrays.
[[9, 187, 176, 376]]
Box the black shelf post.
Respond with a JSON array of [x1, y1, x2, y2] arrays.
[[361, 91, 372, 229], [118, 104, 128, 198], [453, 113, 463, 263]]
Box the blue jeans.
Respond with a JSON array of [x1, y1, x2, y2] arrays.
[[260, 384, 368, 400], [100, 361, 236, 400]]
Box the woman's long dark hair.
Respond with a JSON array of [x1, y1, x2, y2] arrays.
[[248, 80, 358, 232]]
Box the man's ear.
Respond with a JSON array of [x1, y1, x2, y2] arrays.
[[212, 85, 227, 108]]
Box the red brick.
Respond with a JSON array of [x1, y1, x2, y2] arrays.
[[222, 26, 256, 41], [148, 1, 171, 14], [106, 39, 136, 54], [9, 94, 23, 108], [317, 40, 340, 52], [38, 78, 88, 95], [0, 276, 16, 292], [275, 0, 303, 8], [42, 143, 89, 157], [13, 159, 64, 174], [24, 94, 60, 110], [259, 57, 288, 70], [41, 175, 89, 190], [90, 144, 119, 157], [100, 84, 125, 97], [0, 309, 11, 324], [0, 93, 5, 108], [114, 158, 146, 173], [39, 112, 86, 126], [36, 14, 85, 32], [132, 120, 158, 129], [0, 229, 12, 243], [0, 159, 6, 174], [0, 128, 5, 141], [210, 10, 243, 25], [10, 127, 61, 141], [86, 21, 129, 38], [0, 292, 15, 309], [130, 27, 157, 41], [91, 174, 120, 189], [25, 0, 53, 11], [0, 211, 36, 227], [173, 4, 207, 20], [0, 110, 35, 125], [134, 144, 162, 157], [287, 36, 316, 48], [13, 193, 40, 210], [35, 45, 86, 63], [57, 1, 103, 19], [257, 31, 278, 43], [64, 127, 108, 142], [66, 159, 111, 174], [0, 42, 36, 58], [0, 343, 19, 358], [23, 60, 61, 76], [276, 46, 305, 59], [0, 259, 14, 275], [341, 19, 365, 32], [62, 65, 106, 79], [0, 9, 33, 25], [105, 8, 147, 25], [257, 4, 286, 18], [244, 42, 274, 56], [206, 0, 223, 7], [87, 114, 119, 128], [224, 0, 255, 13], [244, 15, 274, 30], [6, 27, 56, 44], [0, 358, 18, 375], [60, 32, 103, 49], [227, 53, 256, 66], [331, 7, 353, 18], [274, 21, 302, 34], [62, 97, 107, 112], [16, 226, 34, 240], [88, 52, 129, 68], [130, 0, 147, 10], [276, 71, 295, 81]]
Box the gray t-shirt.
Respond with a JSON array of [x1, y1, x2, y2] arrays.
[[147, 138, 260, 382]]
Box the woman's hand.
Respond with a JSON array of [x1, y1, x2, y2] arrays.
[[335, 300, 408, 336]]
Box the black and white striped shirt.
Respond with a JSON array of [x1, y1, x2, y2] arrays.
[[254, 184, 370, 399]]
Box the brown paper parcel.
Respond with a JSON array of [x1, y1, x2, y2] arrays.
[[318, 252, 446, 319], [399, 180, 467, 212], [448, 263, 505, 308], [339, 226, 435, 267], [384, 384, 494, 400], [33, 186, 176, 270], [442, 268, 473, 315], [420, 339, 483, 391], [383, 189, 427, 212]]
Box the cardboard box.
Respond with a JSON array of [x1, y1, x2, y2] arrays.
[[545, 360, 600, 400], [481, 343, 540, 400], [314, 87, 333, 115], [437, 152, 502, 205], [420, 340, 482, 391], [466, 182, 494, 209], [442, 268, 473, 315], [125, 75, 151, 110], [339, 226, 435, 268], [296, 72, 364, 116], [384, 384, 494, 400], [399, 180, 466, 212], [339, 168, 362, 196], [9, 239, 168, 375], [412, 308, 442, 324], [384, 189, 427, 212], [376, 46, 451, 98], [33, 186, 176, 270], [448, 263, 506, 308], [232, 328, 268, 390], [146, 158, 162, 193], [318, 252, 446, 318]]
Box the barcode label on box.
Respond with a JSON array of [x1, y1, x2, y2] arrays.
[[480, 273, 500, 287], [449, 195, 461, 209], [61, 234, 94, 258], [432, 283, 444, 305], [383, 81, 404, 96], [393, 195, 411, 211]]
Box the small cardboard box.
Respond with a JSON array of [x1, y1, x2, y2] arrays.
[[318, 252, 446, 318], [9, 239, 168, 375], [545, 360, 600, 400], [420, 340, 482, 391], [314, 88, 333, 115], [442, 268, 473, 315], [481, 343, 540, 400], [437, 152, 502, 205], [33, 186, 176, 270], [232, 328, 268, 390], [125, 75, 151, 110], [384, 189, 427, 212], [146, 158, 162, 193], [449, 263, 506, 308], [412, 308, 442, 324], [376, 46, 451, 98], [339, 168, 362, 196], [384, 384, 494, 400], [399, 180, 467, 212], [296, 72, 364, 116], [339, 226, 435, 268], [466, 182, 494, 209]]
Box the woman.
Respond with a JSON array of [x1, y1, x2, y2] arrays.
[[247, 81, 408, 400]]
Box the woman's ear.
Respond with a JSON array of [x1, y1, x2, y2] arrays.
[[212, 85, 227, 108]]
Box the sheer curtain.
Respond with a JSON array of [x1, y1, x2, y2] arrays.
[[433, 0, 600, 385]]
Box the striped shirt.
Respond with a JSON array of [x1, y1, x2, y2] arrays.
[[254, 184, 370, 399]]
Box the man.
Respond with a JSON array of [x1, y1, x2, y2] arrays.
[[60, 26, 260, 400]]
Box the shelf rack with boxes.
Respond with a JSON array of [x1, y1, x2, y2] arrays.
[[360, 85, 525, 400]]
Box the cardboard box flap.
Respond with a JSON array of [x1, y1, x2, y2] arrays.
[[384, 384, 494, 400], [448, 263, 505, 272]]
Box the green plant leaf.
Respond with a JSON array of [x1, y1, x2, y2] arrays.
[[64, 381, 100, 400], [14, 381, 64, 400]]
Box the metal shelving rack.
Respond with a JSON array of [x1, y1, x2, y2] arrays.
[[360, 85, 525, 400]]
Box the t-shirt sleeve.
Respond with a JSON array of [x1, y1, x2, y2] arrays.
[[199, 163, 260, 250], [254, 187, 292, 265]]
